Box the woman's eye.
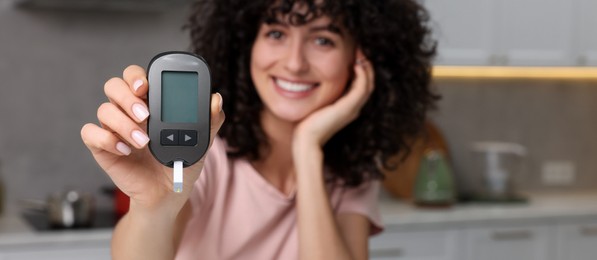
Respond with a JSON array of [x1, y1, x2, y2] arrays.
[[266, 30, 284, 39], [314, 37, 334, 47]]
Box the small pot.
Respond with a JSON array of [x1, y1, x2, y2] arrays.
[[100, 186, 129, 219], [21, 190, 96, 228]]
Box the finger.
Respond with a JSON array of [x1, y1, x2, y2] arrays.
[[328, 63, 370, 122], [208, 93, 226, 148], [355, 48, 366, 64], [354, 49, 374, 93], [81, 123, 132, 156], [122, 65, 148, 97], [346, 62, 371, 109], [97, 102, 150, 149], [104, 77, 150, 123], [361, 58, 375, 93]]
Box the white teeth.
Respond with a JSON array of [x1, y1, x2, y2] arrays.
[[275, 78, 315, 92]]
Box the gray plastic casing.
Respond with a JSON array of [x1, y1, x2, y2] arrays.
[[147, 52, 211, 168]]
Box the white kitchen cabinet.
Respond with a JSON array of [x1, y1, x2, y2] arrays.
[[495, 0, 574, 66], [1, 248, 109, 260], [575, 0, 597, 66], [424, 0, 495, 66], [370, 221, 597, 260], [424, 0, 579, 66], [464, 224, 556, 260], [0, 240, 110, 260], [556, 220, 597, 260], [369, 228, 463, 260]]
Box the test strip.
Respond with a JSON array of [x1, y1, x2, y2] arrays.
[[173, 160, 183, 193]]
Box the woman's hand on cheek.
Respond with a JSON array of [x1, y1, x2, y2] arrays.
[[293, 52, 375, 153]]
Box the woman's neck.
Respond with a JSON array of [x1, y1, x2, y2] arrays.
[[250, 109, 299, 196]]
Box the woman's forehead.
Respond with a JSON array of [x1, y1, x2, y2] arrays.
[[266, 15, 347, 39]]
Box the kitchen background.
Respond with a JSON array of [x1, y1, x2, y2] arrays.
[[0, 0, 596, 214], [1, 1, 597, 260], [0, 2, 192, 213]]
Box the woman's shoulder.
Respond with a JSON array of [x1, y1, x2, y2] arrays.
[[203, 136, 232, 168], [202, 136, 250, 175], [208, 135, 238, 158], [190, 136, 237, 209]]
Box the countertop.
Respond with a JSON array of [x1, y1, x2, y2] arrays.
[[1, 191, 597, 245], [0, 212, 112, 248], [378, 190, 597, 230]]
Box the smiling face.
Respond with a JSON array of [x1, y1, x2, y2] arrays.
[[250, 12, 356, 123]]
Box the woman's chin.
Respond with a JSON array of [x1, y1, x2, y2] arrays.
[[269, 108, 312, 124], [278, 113, 308, 123]]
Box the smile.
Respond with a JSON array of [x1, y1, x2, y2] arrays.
[[274, 77, 318, 92]]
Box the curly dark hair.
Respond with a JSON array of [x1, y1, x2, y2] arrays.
[[185, 0, 438, 187]]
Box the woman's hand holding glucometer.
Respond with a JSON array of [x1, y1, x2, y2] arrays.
[[81, 61, 224, 213], [81, 57, 224, 259]]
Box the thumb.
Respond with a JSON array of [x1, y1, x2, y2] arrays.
[[208, 92, 226, 146]]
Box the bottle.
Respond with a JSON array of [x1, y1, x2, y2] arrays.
[[413, 150, 456, 208]]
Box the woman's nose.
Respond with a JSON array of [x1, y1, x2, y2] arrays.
[[283, 41, 309, 74]]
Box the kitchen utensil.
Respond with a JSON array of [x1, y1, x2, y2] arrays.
[[101, 186, 129, 219], [381, 121, 450, 199], [470, 141, 526, 200], [20, 189, 96, 228], [413, 150, 456, 207]]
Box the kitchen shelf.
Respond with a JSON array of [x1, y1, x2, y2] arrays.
[[433, 66, 597, 81]]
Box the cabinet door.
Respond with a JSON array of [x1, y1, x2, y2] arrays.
[[2, 248, 110, 260], [495, 0, 574, 66], [557, 221, 597, 260], [465, 225, 556, 260], [424, 0, 495, 65], [576, 0, 597, 66], [370, 228, 462, 260], [0, 241, 110, 260]]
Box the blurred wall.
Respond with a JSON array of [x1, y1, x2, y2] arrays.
[[431, 79, 597, 195], [0, 1, 596, 214], [0, 2, 189, 213]]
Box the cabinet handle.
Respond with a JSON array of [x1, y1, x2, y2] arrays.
[[501, 55, 509, 66], [489, 54, 498, 65], [580, 226, 597, 237], [577, 55, 588, 66], [370, 248, 403, 258], [491, 230, 533, 241]]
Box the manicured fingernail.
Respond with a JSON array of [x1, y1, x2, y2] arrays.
[[131, 130, 150, 147], [133, 79, 143, 92], [132, 103, 149, 121], [217, 93, 223, 112], [116, 142, 131, 156]]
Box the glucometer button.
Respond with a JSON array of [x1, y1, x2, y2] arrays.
[[161, 129, 179, 146], [179, 130, 197, 146]]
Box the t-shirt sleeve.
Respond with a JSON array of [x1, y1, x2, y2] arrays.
[[336, 180, 384, 236]]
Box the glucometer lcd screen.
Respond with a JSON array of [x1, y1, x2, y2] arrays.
[[161, 71, 199, 123]]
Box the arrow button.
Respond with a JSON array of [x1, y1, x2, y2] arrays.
[[179, 130, 197, 146], [160, 129, 179, 146]]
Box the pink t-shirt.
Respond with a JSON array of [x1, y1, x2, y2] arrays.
[[175, 137, 383, 260]]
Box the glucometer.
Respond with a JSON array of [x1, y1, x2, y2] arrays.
[[147, 51, 211, 193]]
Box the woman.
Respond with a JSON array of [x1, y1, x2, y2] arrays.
[[80, 0, 437, 259]]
